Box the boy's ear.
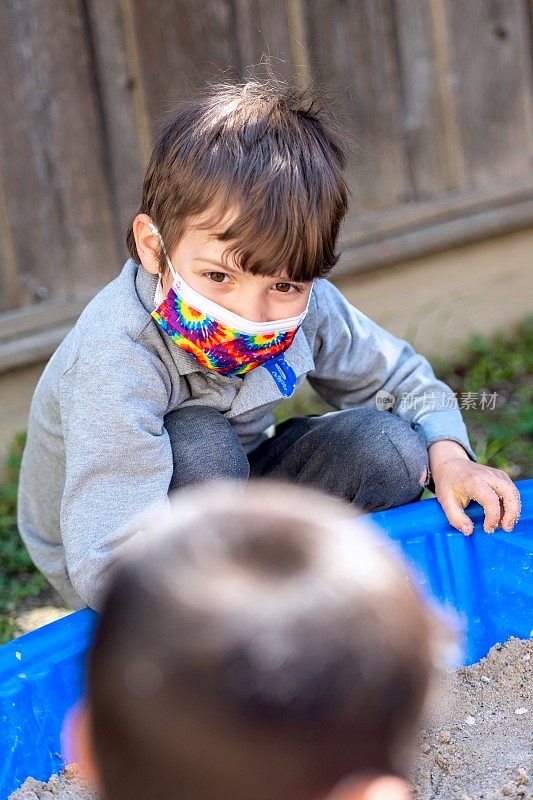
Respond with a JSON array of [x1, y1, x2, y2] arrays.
[[133, 212, 162, 275], [328, 774, 412, 800], [64, 700, 102, 789]]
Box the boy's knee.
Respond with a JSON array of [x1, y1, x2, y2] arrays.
[[373, 414, 429, 506], [326, 408, 429, 509], [164, 406, 250, 489]]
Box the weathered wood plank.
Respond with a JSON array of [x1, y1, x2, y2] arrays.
[[84, 0, 149, 250], [305, 0, 412, 214], [233, 0, 305, 83], [0, 0, 119, 312], [0, 167, 21, 312], [394, 0, 461, 197], [232, 0, 315, 88], [444, 0, 533, 188], [0, 324, 75, 374], [132, 0, 241, 118], [336, 194, 533, 275], [342, 176, 533, 245], [0, 293, 96, 343]]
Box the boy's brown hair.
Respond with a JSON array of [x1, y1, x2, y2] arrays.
[[87, 481, 456, 800], [125, 78, 351, 282]]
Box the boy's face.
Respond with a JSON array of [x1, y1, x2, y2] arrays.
[[134, 209, 313, 323]]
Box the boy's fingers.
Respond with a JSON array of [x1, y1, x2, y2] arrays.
[[438, 490, 474, 535], [484, 472, 521, 531], [469, 481, 503, 533], [439, 471, 520, 535]]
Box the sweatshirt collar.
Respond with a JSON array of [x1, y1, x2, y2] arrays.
[[134, 258, 160, 314]]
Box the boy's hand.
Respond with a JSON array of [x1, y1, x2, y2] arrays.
[[428, 440, 521, 535]]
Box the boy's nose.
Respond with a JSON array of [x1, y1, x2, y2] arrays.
[[246, 308, 270, 323], [230, 293, 270, 324]]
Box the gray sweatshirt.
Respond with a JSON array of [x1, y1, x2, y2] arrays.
[[17, 258, 476, 610]]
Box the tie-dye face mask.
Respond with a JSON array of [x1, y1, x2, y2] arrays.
[[148, 222, 313, 390]]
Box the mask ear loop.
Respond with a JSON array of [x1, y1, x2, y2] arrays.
[[148, 221, 178, 282]]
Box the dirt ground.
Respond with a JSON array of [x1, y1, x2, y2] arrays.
[[9, 636, 532, 800], [8, 765, 99, 800], [411, 636, 532, 799], [11, 587, 72, 638]]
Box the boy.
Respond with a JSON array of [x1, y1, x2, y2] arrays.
[[68, 480, 457, 800], [17, 79, 520, 611]]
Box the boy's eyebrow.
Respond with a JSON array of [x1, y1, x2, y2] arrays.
[[194, 257, 237, 272]]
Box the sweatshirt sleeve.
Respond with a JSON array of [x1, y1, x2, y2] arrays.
[[306, 280, 477, 462], [58, 335, 173, 610]]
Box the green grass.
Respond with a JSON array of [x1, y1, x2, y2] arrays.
[[0, 432, 48, 644], [432, 315, 533, 478], [1, 316, 531, 644]]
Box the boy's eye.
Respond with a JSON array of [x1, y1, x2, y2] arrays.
[[274, 282, 299, 294], [205, 271, 228, 283]]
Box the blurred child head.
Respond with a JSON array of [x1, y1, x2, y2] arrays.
[[72, 481, 456, 800]]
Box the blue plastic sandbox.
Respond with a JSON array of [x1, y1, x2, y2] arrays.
[[1, 479, 532, 798]]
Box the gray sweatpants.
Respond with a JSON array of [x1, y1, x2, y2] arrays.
[[164, 406, 431, 512]]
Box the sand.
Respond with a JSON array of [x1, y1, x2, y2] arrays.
[[8, 765, 99, 800], [411, 636, 532, 799], [9, 637, 532, 800]]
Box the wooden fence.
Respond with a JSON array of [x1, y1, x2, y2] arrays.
[[1, 0, 533, 371]]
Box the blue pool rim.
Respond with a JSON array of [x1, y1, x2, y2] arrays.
[[1, 478, 532, 798]]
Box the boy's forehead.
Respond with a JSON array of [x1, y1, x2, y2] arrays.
[[184, 208, 238, 256], [183, 204, 312, 283], [184, 224, 236, 267], [185, 218, 298, 281], [189, 204, 240, 239]]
